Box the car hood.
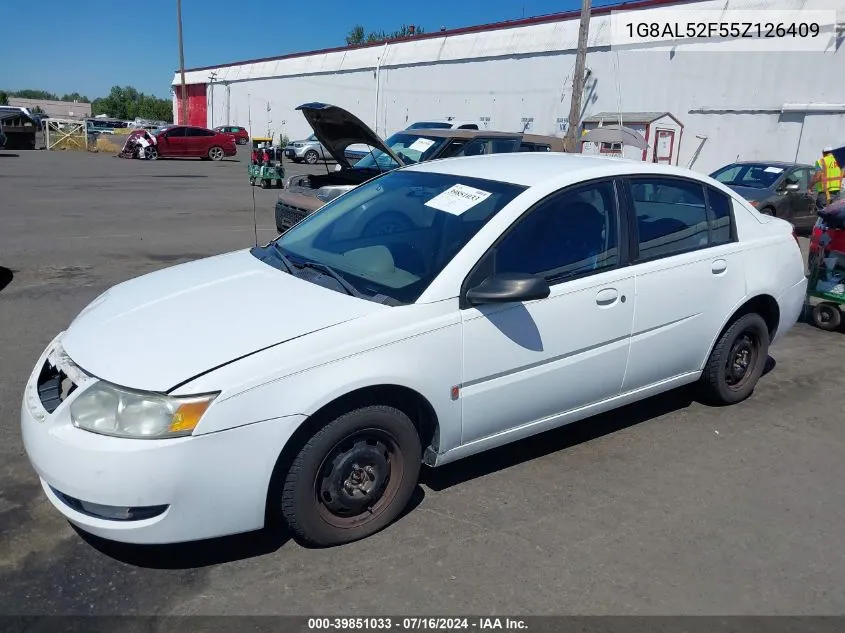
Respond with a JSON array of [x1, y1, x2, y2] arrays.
[[724, 184, 773, 202], [60, 249, 384, 393], [296, 102, 405, 170]]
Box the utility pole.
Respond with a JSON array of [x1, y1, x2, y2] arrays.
[[563, 0, 591, 152], [177, 0, 188, 125]]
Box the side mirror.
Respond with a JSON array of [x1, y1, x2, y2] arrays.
[[784, 182, 800, 192], [465, 272, 551, 306]]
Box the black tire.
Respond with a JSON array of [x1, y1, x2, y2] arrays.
[[699, 313, 770, 405], [760, 206, 775, 216], [812, 302, 841, 331], [260, 179, 269, 189], [304, 150, 319, 165], [281, 405, 421, 547]]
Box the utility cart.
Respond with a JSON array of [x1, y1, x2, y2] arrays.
[[807, 202, 845, 331], [248, 141, 285, 189]]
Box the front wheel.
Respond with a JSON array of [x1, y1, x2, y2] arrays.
[[699, 313, 770, 405], [304, 150, 319, 165], [812, 302, 841, 331], [208, 146, 224, 161], [281, 405, 421, 547], [759, 206, 775, 216], [145, 146, 158, 160]]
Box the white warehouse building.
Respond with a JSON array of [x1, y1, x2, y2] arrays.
[[171, 0, 844, 174]]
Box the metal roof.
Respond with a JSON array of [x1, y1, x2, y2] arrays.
[[175, 0, 698, 77]]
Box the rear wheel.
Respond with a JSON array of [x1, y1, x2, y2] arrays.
[[812, 302, 841, 331], [699, 313, 770, 405], [208, 146, 224, 161], [280, 405, 421, 547]]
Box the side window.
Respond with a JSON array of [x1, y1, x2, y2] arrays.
[[458, 124, 479, 130], [494, 180, 619, 282], [787, 168, 811, 190], [705, 186, 733, 245], [629, 177, 709, 260], [167, 126, 186, 137]]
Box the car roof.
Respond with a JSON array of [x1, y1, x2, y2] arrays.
[[404, 152, 718, 187], [721, 160, 814, 169], [402, 128, 563, 147]]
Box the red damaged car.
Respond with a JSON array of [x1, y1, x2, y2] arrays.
[[148, 125, 238, 160]]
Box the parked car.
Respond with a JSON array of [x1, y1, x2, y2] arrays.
[[345, 120, 484, 163], [20, 153, 806, 548], [275, 102, 564, 233], [406, 119, 482, 130], [148, 125, 238, 160], [214, 125, 250, 145], [709, 161, 817, 229], [283, 133, 330, 164]]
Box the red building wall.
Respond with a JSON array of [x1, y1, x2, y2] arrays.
[[174, 83, 207, 127]]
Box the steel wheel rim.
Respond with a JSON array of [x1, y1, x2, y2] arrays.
[[817, 306, 834, 323], [210, 147, 223, 160], [725, 332, 759, 389], [314, 428, 405, 529]]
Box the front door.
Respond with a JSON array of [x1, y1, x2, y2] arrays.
[[621, 176, 746, 392], [653, 129, 675, 164], [784, 167, 816, 229], [158, 126, 187, 156], [459, 179, 635, 445]]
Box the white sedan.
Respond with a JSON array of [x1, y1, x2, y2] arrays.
[[21, 153, 807, 547]]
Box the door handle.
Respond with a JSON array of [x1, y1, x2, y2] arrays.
[[712, 259, 728, 274], [596, 288, 619, 306]]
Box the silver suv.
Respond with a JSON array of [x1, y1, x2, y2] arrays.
[[283, 134, 330, 164]]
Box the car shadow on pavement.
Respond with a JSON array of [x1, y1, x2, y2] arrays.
[[0, 267, 14, 292], [74, 523, 291, 570], [0, 152, 20, 158]]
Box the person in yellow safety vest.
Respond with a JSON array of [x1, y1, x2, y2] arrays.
[[810, 145, 842, 210]]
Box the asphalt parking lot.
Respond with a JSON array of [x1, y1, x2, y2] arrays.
[[2, 147, 845, 617]]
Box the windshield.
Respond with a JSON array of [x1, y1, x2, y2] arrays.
[[407, 122, 453, 130], [353, 133, 448, 171], [253, 170, 526, 304], [710, 163, 785, 189]]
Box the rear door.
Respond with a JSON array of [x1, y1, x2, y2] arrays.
[[185, 127, 215, 156], [621, 176, 746, 392]]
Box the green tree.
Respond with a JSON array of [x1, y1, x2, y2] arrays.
[[91, 85, 172, 123], [0, 91, 8, 105], [61, 92, 90, 103], [346, 25, 365, 45], [346, 24, 425, 45], [11, 89, 58, 100]]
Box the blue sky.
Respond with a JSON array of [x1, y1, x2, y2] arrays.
[[0, 0, 619, 100]]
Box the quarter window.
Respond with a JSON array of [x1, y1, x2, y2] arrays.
[[706, 187, 733, 245], [629, 177, 709, 260], [493, 180, 619, 282]]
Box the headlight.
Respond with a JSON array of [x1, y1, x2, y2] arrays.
[[315, 186, 354, 204], [70, 381, 218, 439]]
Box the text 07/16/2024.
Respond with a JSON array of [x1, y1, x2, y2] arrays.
[[609, 8, 837, 52]]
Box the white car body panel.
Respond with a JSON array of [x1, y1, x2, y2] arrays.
[[60, 249, 385, 393], [21, 152, 807, 544]]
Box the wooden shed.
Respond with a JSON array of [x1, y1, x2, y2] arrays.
[[579, 112, 684, 165]]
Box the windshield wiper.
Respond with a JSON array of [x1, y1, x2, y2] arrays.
[[269, 242, 296, 274], [298, 259, 362, 298]]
